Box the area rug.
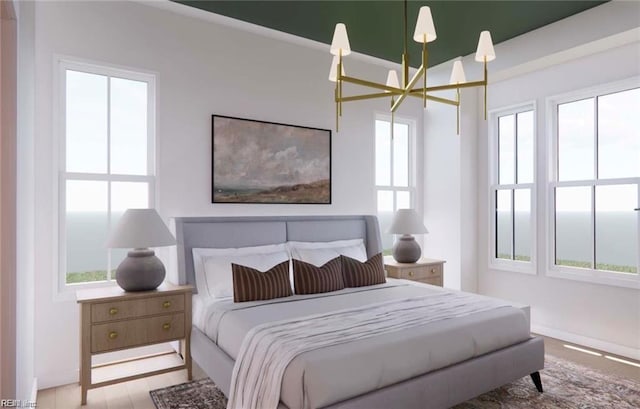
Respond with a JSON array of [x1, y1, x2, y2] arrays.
[[149, 354, 639, 409], [150, 378, 227, 409]]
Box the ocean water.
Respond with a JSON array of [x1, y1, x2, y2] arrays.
[[496, 211, 637, 271], [66, 211, 127, 275]]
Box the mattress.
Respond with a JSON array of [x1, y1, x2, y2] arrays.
[[195, 280, 530, 409]]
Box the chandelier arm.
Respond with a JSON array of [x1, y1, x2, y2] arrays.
[[406, 93, 459, 106], [391, 66, 425, 112], [456, 88, 460, 135], [340, 75, 402, 93], [410, 79, 486, 94], [422, 37, 427, 108], [339, 92, 399, 102], [335, 85, 339, 131], [338, 51, 343, 117], [484, 57, 488, 120], [390, 97, 395, 129]]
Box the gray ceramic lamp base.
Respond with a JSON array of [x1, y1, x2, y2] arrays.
[[115, 248, 166, 292], [392, 234, 422, 263]]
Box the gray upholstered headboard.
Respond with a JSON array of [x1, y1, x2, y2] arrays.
[[170, 215, 382, 291]]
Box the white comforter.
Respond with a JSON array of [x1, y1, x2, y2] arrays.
[[227, 292, 512, 409], [195, 281, 530, 409]]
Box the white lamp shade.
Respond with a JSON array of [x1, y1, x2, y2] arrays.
[[449, 59, 466, 84], [330, 23, 351, 56], [328, 55, 346, 82], [413, 6, 437, 43], [387, 209, 429, 235], [475, 30, 496, 62], [385, 69, 400, 89], [107, 209, 176, 249]]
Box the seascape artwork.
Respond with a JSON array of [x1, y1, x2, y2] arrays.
[[212, 115, 331, 204]]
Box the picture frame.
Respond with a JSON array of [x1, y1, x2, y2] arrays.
[[212, 115, 332, 204]]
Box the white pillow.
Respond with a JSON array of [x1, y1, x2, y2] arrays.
[[192, 244, 288, 298], [203, 251, 289, 298], [288, 239, 367, 267]]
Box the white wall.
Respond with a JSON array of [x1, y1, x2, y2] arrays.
[[423, 71, 479, 292], [16, 0, 36, 401], [30, 0, 424, 388], [478, 41, 640, 359], [473, 3, 640, 358], [424, 1, 640, 358], [423, 89, 460, 289]]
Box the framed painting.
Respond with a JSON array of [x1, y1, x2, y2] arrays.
[[212, 115, 331, 204]]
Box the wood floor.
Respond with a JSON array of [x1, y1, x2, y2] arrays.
[[37, 336, 639, 409], [36, 354, 207, 409], [540, 335, 640, 382]]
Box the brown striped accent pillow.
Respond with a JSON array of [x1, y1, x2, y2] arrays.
[[341, 253, 386, 287], [232, 260, 292, 303], [293, 257, 344, 295]]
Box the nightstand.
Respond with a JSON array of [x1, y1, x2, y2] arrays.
[[76, 283, 193, 405], [384, 257, 445, 286]]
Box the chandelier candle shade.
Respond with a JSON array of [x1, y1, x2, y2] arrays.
[[388, 209, 429, 264], [386, 70, 400, 89], [106, 209, 176, 292], [328, 0, 496, 132], [450, 58, 467, 134]]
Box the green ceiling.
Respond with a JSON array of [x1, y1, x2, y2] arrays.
[[175, 0, 607, 67]]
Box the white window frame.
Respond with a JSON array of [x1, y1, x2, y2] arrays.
[[546, 77, 640, 289], [488, 102, 537, 275], [374, 114, 419, 248], [54, 56, 157, 297]]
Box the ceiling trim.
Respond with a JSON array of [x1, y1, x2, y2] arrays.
[[133, 0, 408, 72], [490, 27, 640, 84]]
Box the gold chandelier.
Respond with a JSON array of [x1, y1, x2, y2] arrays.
[[328, 0, 496, 133]]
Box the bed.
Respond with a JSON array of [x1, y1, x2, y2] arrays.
[[170, 215, 544, 409]]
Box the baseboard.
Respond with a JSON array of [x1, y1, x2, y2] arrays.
[[30, 378, 38, 402], [532, 324, 640, 361], [38, 344, 176, 390], [37, 370, 77, 390]]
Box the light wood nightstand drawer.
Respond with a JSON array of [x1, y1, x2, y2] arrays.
[[92, 299, 146, 323], [146, 313, 185, 343], [417, 277, 443, 286], [91, 313, 185, 353], [146, 294, 185, 316], [91, 318, 148, 353], [92, 294, 185, 323], [396, 264, 442, 280]]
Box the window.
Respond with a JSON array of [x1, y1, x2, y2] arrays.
[[490, 106, 535, 270], [59, 60, 155, 287], [375, 117, 415, 252], [550, 85, 640, 282]]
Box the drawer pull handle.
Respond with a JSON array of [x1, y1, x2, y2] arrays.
[[431, 268, 436, 273], [108, 331, 118, 340], [109, 307, 118, 315], [162, 323, 171, 330], [162, 301, 171, 308], [408, 271, 414, 277]]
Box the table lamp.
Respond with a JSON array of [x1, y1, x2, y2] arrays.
[[107, 208, 176, 291], [387, 208, 429, 263]]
